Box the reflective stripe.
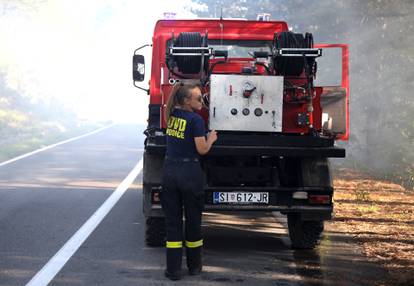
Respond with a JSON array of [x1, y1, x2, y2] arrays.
[[185, 239, 203, 248], [166, 241, 183, 248]]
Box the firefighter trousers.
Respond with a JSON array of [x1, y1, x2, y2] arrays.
[[161, 159, 204, 275]]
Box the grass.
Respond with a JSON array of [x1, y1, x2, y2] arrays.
[[0, 109, 106, 162], [353, 181, 371, 202]]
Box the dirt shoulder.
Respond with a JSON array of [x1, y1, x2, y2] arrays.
[[327, 169, 414, 286]]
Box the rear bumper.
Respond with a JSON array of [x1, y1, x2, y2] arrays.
[[145, 132, 345, 157], [147, 185, 333, 220], [204, 186, 332, 211]]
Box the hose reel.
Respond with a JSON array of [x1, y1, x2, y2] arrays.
[[167, 32, 211, 74], [273, 32, 320, 76]]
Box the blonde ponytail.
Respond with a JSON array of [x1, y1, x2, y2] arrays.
[[165, 83, 181, 122]]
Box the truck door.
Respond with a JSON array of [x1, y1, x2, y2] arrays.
[[314, 44, 349, 140]]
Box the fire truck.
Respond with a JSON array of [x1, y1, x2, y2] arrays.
[[133, 18, 349, 249]]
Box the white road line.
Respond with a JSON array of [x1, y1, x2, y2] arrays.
[[0, 124, 116, 167], [25, 158, 144, 286]]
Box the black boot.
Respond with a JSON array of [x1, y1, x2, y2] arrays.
[[165, 247, 182, 280], [186, 246, 202, 275]]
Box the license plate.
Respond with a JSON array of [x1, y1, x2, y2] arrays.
[[213, 192, 269, 204]]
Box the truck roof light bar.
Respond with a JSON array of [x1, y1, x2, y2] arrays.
[[276, 48, 322, 57]]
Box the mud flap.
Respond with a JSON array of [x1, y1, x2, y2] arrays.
[[143, 151, 164, 217]]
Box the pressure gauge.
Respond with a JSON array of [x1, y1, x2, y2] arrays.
[[243, 80, 255, 91], [242, 80, 256, 98]]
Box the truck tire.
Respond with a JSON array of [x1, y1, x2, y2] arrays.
[[287, 213, 324, 249], [145, 217, 166, 247]]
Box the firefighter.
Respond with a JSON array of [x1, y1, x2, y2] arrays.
[[161, 83, 217, 280]]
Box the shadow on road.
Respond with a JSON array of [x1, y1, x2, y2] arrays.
[[198, 211, 388, 286]]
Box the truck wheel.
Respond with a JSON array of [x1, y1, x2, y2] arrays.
[[287, 214, 324, 249], [145, 217, 166, 247]]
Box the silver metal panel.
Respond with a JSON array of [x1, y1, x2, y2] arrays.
[[209, 74, 284, 132]]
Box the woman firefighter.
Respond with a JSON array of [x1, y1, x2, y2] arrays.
[[161, 83, 217, 280]]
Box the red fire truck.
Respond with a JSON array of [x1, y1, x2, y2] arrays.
[[133, 18, 349, 249]]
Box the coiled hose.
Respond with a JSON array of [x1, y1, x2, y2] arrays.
[[173, 32, 209, 74], [273, 32, 314, 76]]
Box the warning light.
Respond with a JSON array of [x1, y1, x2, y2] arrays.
[[257, 13, 271, 21], [164, 12, 176, 19]]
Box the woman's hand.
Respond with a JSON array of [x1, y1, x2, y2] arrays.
[[207, 130, 218, 145], [194, 130, 218, 155]]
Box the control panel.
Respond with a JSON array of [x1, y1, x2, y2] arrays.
[[209, 74, 284, 132]]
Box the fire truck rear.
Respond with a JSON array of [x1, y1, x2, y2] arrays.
[[132, 19, 349, 249]]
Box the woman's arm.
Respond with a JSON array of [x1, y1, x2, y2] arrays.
[[194, 130, 218, 155]]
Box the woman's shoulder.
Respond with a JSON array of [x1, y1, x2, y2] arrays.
[[177, 109, 202, 120], [188, 112, 204, 124], [174, 109, 203, 124], [191, 111, 203, 119]]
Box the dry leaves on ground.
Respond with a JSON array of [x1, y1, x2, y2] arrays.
[[326, 169, 414, 286]]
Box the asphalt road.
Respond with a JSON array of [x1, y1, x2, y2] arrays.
[[0, 124, 387, 286]]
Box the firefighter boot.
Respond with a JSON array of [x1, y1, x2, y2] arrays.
[[165, 247, 182, 280], [186, 246, 202, 275]]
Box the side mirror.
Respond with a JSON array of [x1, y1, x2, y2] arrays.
[[133, 54, 145, 82]]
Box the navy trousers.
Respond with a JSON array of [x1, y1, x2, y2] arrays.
[[161, 159, 204, 274]]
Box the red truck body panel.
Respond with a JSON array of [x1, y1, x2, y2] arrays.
[[149, 19, 349, 140]]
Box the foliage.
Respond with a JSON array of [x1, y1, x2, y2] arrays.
[[0, 73, 101, 162]]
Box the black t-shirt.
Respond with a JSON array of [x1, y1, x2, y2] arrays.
[[165, 109, 206, 159]]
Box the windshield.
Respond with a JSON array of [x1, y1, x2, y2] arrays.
[[208, 40, 272, 58]]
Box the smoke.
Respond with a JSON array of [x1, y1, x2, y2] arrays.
[[3, 0, 410, 184], [0, 0, 205, 122], [193, 0, 414, 187]]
